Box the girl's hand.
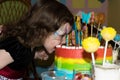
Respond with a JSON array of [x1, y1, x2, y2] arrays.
[[34, 50, 49, 60]]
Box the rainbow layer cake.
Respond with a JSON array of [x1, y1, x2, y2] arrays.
[[54, 45, 112, 79]]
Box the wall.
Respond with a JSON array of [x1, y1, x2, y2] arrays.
[[31, 0, 37, 5], [58, 0, 108, 25], [108, 0, 120, 34], [31, 0, 120, 33]]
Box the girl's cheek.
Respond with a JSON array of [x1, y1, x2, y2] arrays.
[[61, 37, 66, 44], [52, 40, 61, 46]]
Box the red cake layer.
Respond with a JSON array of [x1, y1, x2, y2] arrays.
[[55, 46, 112, 59]]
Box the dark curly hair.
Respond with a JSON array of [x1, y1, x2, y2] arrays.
[[2, 0, 74, 48]]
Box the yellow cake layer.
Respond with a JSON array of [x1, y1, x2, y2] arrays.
[[55, 56, 112, 71]]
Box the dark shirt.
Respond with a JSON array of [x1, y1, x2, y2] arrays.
[[0, 37, 33, 71]]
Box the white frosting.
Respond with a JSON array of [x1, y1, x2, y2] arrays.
[[56, 45, 61, 48], [56, 45, 104, 49], [94, 64, 120, 80], [56, 45, 83, 49]]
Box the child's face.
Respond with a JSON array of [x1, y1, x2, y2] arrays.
[[43, 23, 72, 53]]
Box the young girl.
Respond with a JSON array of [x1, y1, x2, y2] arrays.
[[0, 0, 74, 79]]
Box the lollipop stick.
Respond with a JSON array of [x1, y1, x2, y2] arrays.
[[91, 52, 95, 65], [103, 41, 108, 65]]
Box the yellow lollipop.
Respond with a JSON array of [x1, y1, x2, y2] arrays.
[[101, 27, 116, 41], [82, 37, 100, 53], [82, 37, 100, 65], [101, 27, 116, 65]]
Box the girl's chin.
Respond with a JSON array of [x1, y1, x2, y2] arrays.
[[47, 49, 55, 54]]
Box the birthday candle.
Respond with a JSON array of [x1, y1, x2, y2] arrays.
[[66, 32, 73, 46], [76, 16, 81, 46], [80, 31, 82, 46], [72, 17, 78, 46], [74, 22, 78, 45], [90, 12, 95, 37], [66, 34, 69, 46]]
